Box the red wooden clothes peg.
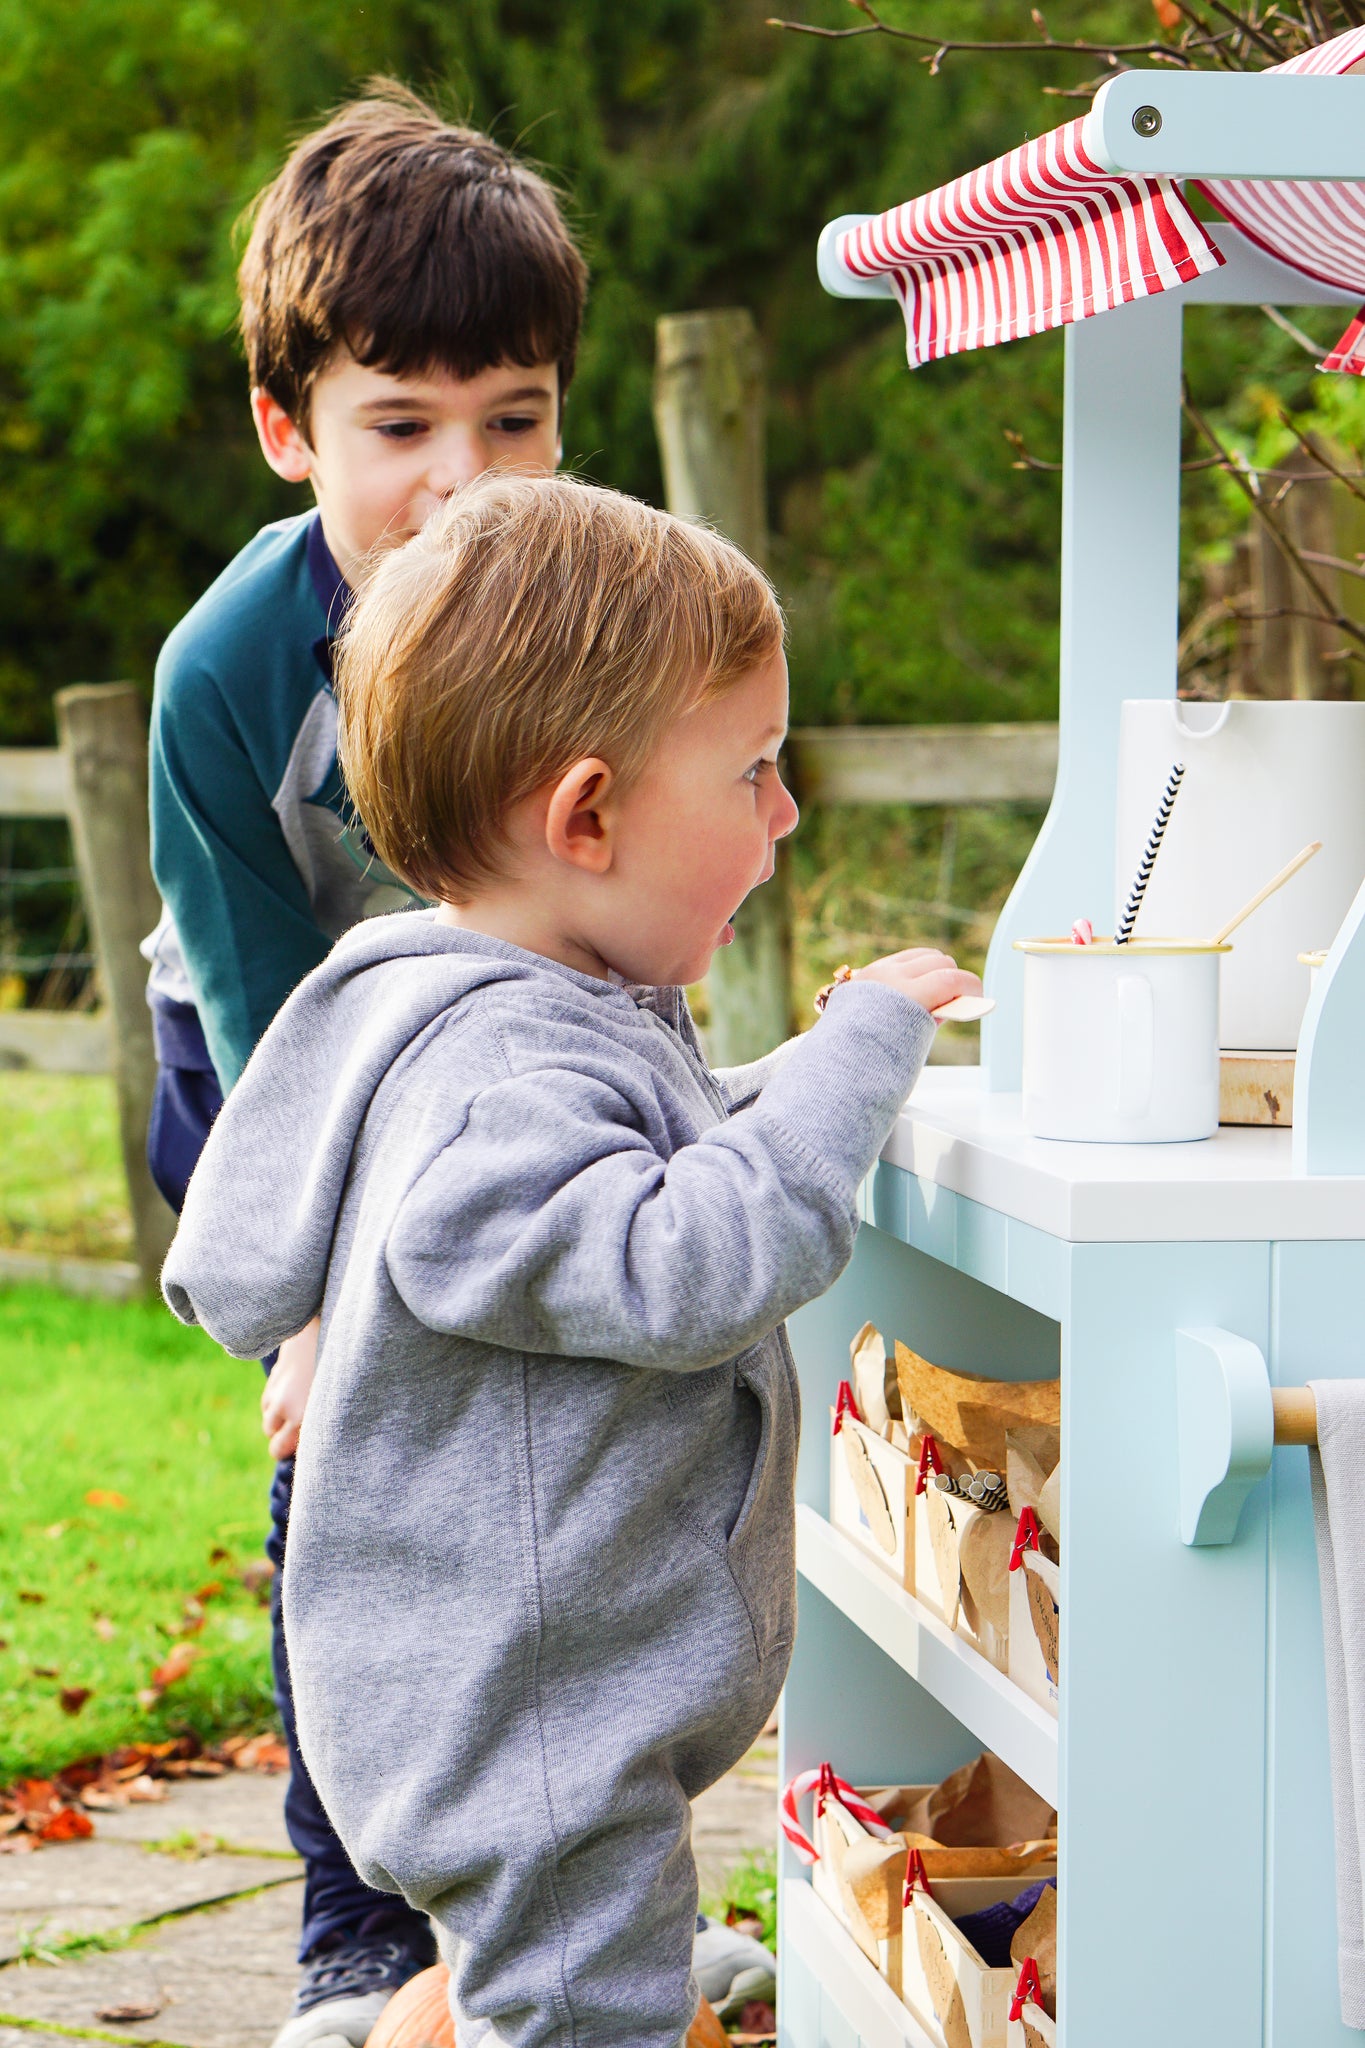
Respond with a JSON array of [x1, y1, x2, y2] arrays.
[[1010, 1956, 1043, 2023], [914, 1431, 943, 1495], [902, 1847, 932, 1904], [1009, 1504, 1042, 1572], [832, 1380, 860, 1434]]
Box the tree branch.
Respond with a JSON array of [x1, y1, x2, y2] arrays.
[[1183, 386, 1365, 651]]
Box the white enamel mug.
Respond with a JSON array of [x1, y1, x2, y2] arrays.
[[1015, 938, 1230, 1143]]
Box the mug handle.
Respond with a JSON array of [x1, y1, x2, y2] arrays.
[[1116, 974, 1154, 1119]]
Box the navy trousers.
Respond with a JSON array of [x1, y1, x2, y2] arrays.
[[150, 997, 431, 1961]]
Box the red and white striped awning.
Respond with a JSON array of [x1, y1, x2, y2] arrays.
[[836, 26, 1365, 376]]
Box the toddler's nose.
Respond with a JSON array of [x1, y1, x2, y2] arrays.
[[771, 779, 799, 843]]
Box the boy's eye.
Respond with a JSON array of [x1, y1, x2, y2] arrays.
[[488, 414, 542, 436], [744, 759, 775, 786], [374, 420, 427, 440]]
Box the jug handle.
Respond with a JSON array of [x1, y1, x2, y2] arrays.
[[1172, 701, 1232, 740], [1116, 974, 1155, 1119]]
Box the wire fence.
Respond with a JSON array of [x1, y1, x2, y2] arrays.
[[0, 821, 96, 1009]]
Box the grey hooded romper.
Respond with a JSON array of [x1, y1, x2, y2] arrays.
[[162, 912, 935, 2048]]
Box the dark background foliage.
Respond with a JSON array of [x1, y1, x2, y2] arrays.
[[1, 0, 1360, 755]]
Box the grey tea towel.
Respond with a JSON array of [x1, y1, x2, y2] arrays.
[[1309, 1377, 1365, 2029]]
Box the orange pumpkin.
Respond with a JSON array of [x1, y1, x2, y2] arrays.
[[365, 1962, 730, 2048]]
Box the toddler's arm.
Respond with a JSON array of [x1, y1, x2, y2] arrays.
[[386, 978, 934, 1372]]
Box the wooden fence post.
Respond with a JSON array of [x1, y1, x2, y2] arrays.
[[55, 685, 175, 1289], [653, 307, 793, 1064]]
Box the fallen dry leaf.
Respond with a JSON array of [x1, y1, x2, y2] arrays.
[[148, 1643, 198, 1691], [226, 1732, 289, 1773], [17, 1591, 45, 1605], [60, 1688, 93, 1716], [32, 1666, 59, 1679], [95, 2003, 162, 2024], [239, 1559, 275, 1597], [208, 1545, 230, 1563], [84, 1490, 128, 1510], [92, 1615, 116, 1640], [36, 1807, 93, 1844]]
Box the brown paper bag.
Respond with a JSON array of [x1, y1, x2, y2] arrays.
[[897, 1752, 1057, 1850], [1006, 1429, 1062, 1551], [896, 1342, 1059, 1470], [1011, 1883, 1058, 2019], [957, 1507, 1014, 1643], [850, 1320, 898, 1435]]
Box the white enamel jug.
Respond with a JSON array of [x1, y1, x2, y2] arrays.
[[1017, 938, 1226, 1144], [1116, 701, 1365, 1051]]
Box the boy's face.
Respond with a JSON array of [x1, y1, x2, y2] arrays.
[[252, 355, 561, 581], [593, 646, 799, 990]]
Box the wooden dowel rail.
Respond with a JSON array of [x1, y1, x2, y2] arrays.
[[1272, 1385, 1319, 1446]]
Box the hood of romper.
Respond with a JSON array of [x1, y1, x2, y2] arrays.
[[161, 908, 607, 1360]]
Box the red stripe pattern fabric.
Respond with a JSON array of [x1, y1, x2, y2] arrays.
[[836, 120, 1223, 369], [840, 27, 1365, 376], [1196, 28, 1365, 300]]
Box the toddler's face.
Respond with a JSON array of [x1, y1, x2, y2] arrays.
[[601, 645, 799, 990], [252, 355, 560, 581]]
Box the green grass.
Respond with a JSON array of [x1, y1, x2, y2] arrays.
[[0, 1074, 132, 1260], [701, 1848, 778, 1951], [0, 1287, 275, 1784]]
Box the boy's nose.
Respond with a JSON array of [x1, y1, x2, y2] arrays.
[[771, 780, 799, 842], [426, 432, 492, 494]]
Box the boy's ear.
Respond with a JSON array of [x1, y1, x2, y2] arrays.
[[251, 388, 315, 485], [544, 759, 615, 874]]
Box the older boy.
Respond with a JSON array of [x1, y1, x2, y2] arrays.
[[163, 476, 979, 2047], [145, 87, 586, 2047]]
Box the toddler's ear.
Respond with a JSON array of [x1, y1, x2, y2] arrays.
[[251, 388, 315, 485], [545, 758, 615, 874]]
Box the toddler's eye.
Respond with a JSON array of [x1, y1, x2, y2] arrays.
[[374, 420, 427, 440], [744, 759, 774, 786], [488, 414, 541, 436]]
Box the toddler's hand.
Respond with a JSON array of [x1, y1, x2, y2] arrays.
[[854, 947, 982, 1018], [261, 1317, 319, 1462]]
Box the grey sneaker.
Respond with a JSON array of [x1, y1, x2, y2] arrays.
[[692, 1913, 777, 2020], [269, 1925, 436, 2048]]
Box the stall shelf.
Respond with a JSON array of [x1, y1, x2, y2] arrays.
[[779, 65, 1365, 2048]]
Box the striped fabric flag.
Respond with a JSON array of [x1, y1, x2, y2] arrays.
[[838, 26, 1365, 376], [1196, 25, 1365, 372]]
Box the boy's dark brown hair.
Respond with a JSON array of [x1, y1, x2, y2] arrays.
[[238, 82, 587, 427]]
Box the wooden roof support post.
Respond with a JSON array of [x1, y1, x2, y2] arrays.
[[55, 684, 175, 1290], [653, 308, 793, 1065]]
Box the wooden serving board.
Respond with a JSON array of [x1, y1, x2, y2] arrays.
[[1218, 1050, 1295, 1127]]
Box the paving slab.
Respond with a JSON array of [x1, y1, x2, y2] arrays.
[[0, 1842, 300, 1966], [90, 1779, 293, 1859], [692, 1749, 778, 1902], [0, 1744, 776, 2046], [0, 1882, 302, 2048]]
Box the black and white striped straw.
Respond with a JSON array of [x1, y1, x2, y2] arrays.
[[1116, 763, 1185, 946]]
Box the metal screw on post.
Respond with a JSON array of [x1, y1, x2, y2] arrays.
[[652, 309, 792, 1066], [1132, 105, 1163, 138]]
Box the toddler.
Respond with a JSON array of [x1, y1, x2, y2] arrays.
[[163, 475, 978, 2046]]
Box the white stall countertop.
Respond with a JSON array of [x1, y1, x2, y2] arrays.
[[885, 1066, 1365, 1242]]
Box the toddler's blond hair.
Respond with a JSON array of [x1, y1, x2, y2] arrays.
[[335, 474, 784, 904]]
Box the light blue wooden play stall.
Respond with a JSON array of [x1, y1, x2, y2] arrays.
[[777, 65, 1365, 2048]]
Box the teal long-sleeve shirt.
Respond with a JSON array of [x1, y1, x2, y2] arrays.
[[148, 512, 413, 1092]]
